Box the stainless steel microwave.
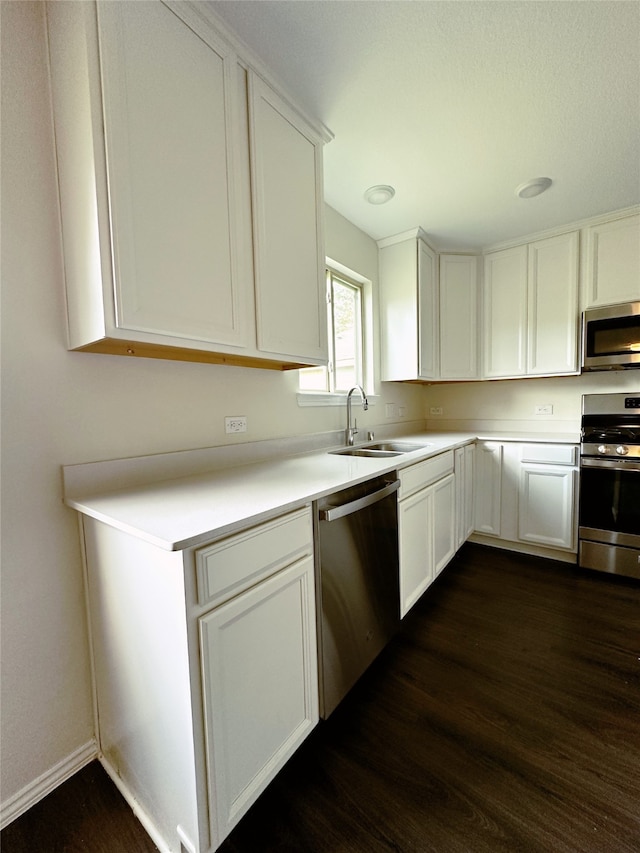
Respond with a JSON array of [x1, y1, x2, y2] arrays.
[[582, 301, 640, 371]]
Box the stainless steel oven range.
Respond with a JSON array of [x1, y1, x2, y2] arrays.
[[579, 392, 640, 579]]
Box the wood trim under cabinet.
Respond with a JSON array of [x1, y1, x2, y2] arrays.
[[72, 338, 310, 370]]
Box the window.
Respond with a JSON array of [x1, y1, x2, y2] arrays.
[[299, 267, 366, 393]]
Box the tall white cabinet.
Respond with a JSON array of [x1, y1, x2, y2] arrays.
[[47, 0, 328, 370]]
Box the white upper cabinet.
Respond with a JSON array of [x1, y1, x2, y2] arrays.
[[47, 1, 328, 370], [417, 239, 440, 379], [527, 231, 580, 375], [483, 232, 580, 379], [379, 236, 480, 382], [439, 254, 478, 380], [379, 232, 439, 381], [582, 212, 640, 308], [96, 1, 248, 349], [248, 74, 327, 363], [483, 245, 528, 378], [379, 236, 481, 383]]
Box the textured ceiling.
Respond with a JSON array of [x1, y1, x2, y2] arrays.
[[209, 1, 640, 251]]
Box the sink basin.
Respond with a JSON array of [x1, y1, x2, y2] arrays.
[[330, 448, 402, 458], [330, 441, 431, 458], [365, 441, 431, 453]]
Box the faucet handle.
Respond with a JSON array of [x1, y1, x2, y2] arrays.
[[353, 418, 358, 435]]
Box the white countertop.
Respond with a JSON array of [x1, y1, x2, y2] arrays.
[[64, 430, 579, 552]]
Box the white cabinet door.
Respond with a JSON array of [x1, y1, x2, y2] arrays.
[[199, 555, 318, 847], [439, 255, 478, 379], [433, 473, 456, 575], [473, 442, 503, 536], [455, 447, 465, 549], [483, 245, 528, 378], [518, 465, 576, 550], [583, 214, 640, 308], [96, 1, 250, 347], [455, 444, 475, 548], [463, 444, 475, 542], [249, 74, 327, 364], [379, 236, 419, 381], [418, 239, 439, 379], [527, 232, 580, 375], [398, 486, 433, 617], [378, 233, 439, 381]]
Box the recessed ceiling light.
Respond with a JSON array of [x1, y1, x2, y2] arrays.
[[364, 184, 395, 205], [516, 177, 553, 199]]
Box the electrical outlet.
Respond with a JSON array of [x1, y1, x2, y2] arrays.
[[225, 416, 247, 434], [430, 407, 443, 416], [398, 406, 406, 417], [534, 405, 553, 416], [385, 403, 395, 417]]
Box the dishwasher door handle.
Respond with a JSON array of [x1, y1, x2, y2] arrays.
[[319, 479, 401, 522]]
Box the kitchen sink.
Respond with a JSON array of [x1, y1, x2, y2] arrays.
[[365, 442, 431, 452], [331, 448, 403, 458], [330, 441, 431, 458]]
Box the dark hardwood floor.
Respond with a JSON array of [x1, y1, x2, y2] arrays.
[[3, 544, 639, 853]]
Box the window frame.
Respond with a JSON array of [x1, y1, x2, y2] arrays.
[[327, 268, 364, 393], [297, 260, 374, 406]]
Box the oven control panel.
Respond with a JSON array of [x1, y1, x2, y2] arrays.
[[581, 392, 640, 460], [583, 443, 640, 460]]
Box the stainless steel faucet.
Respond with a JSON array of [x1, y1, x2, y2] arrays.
[[345, 385, 369, 445]]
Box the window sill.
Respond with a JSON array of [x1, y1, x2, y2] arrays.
[[296, 392, 378, 408]]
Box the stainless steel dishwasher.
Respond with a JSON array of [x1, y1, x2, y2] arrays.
[[315, 475, 401, 717]]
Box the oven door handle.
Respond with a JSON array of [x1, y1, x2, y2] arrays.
[[581, 457, 640, 473]]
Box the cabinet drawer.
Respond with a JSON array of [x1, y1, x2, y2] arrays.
[[520, 444, 577, 466], [399, 450, 454, 499], [195, 507, 313, 607]]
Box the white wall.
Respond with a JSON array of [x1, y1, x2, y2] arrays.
[[0, 2, 424, 820], [424, 373, 638, 434]]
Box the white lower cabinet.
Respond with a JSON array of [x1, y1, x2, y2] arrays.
[[398, 485, 434, 616], [82, 506, 318, 853], [455, 443, 475, 548], [433, 473, 456, 575], [398, 450, 458, 617], [199, 555, 317, 844], [518, 465, 576, 550], [472, 441, 578, 558], [473, 441, 503, 536]]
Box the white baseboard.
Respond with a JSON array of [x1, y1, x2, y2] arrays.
[[0, 740, 98, 830], [99, 757, 174, 853], [469, 533, 577, 564]]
